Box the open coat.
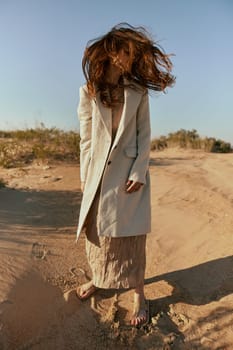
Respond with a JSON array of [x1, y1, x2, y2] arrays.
[[76, 82, 151, 240]]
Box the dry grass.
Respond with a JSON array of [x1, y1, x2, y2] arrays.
[[0, 127, 80, 168], [151, 129, 232, 153]]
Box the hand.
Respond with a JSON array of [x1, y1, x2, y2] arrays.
[[125, 180, 143, 193], [81, 182, 85, 193]]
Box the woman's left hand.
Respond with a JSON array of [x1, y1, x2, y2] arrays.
[[125, 180, 143, 193]]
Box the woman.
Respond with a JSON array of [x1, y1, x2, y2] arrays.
[[76, 23, 175, 327]]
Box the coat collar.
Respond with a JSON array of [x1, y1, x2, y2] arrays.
[[95, 81, 143, 144]]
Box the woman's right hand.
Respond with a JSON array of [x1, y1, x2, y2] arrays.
[[125, 180, 143, 193]]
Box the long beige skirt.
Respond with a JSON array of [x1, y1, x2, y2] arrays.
[[84, 186, 147, 289]]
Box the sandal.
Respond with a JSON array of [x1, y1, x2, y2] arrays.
[[76, 281, 98, 300]]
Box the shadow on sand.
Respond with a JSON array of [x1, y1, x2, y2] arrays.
[[143, 255, 233, 349], [0, 187, 82, 242], [149, 156, 192, 167], [145, 255, 233, 307]]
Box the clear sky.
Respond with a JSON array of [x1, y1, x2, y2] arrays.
[[0, 0, 233, 143]]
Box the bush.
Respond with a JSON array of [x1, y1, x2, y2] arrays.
[[0, 127, 80, 168], [151, 137, 167, 151], [151, 129, 232, 153]]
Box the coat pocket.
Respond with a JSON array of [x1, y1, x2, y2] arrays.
[[124, 146, 137, 158]]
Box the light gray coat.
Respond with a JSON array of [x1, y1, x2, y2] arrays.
[[76, 82, 151, 240]]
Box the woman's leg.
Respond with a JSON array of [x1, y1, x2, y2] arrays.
[[131, 282, 148, 326], [77, 186, 101, 300]]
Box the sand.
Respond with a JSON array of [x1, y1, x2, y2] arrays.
[[0, 148, 232, 349]]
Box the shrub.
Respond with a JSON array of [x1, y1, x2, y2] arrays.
[[0, 127, 80, 167], [151, 137, 167, 151], [151, 129, 232, 153]]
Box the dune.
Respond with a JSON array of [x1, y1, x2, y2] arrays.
[[0, 148, 232, 349]]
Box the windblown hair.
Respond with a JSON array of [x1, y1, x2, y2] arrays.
[[82, 23, 175, 107]]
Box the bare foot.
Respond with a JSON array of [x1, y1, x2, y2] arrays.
[[76, 281, 98, 300], [131, 293, 148, 327]]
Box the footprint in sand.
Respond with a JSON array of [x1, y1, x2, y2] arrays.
[[31, 242, 48, 260]]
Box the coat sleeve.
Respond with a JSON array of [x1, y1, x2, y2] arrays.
[[128, 91, 151, 184], [77, 85, 92, 182]]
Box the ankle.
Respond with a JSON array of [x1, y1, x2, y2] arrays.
[[134, 285, 145, 299]]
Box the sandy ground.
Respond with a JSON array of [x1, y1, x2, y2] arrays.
[[0, 148, 233, 350]]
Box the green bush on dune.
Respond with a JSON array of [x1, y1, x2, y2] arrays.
[[0, 126, 80, 168], [151, 129, 232, 153]]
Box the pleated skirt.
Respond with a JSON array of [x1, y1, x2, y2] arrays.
[[84, 186, 147, 289]]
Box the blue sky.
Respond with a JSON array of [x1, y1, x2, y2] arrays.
[[0, 0, 233, 143]]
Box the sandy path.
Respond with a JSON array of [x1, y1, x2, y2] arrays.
[[0, 150, 232, 349]]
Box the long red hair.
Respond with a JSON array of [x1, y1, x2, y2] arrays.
[[82, 23, 175, 107]]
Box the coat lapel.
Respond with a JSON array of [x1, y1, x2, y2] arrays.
[[95, 83, 143, 144], [96, 92, 112, 138], [113, 85, 142, 146]]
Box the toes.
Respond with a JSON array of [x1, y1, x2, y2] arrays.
[[81, 290, 87, 298], [136, 315, 145, 325], [130, 318, 136, 326], [130, 316, 137, 326], [131, 311, 147, 326], [76, 282, 97, 300]]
